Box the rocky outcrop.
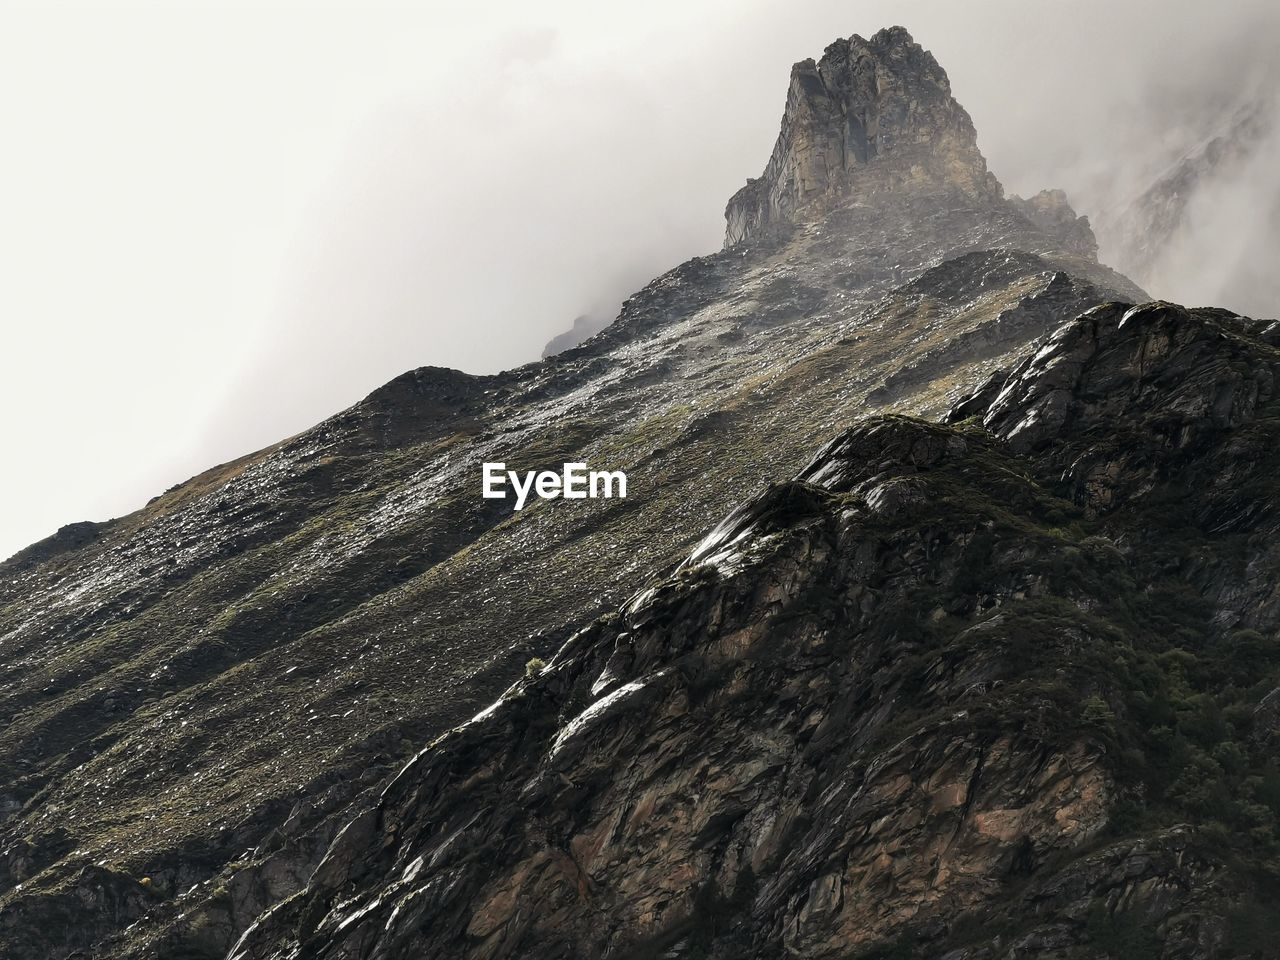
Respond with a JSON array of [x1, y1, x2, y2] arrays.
[[1, 519, 107, 572], [722, 27, 1102, 278], [1009, 190, 1097, 260], [725, 26, 1002, 247]]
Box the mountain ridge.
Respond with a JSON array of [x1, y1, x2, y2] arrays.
[[223, 299, 1280, 960]]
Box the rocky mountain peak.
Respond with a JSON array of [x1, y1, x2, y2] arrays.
[[724, 26, 1003, 247]]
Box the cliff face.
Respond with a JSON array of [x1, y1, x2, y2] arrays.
[[10, 24, 1279, 960], [724, 27, 1002, 247]]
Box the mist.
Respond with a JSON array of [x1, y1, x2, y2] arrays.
[[2, 0, 1278, 561], [1131, 96, 1280, 317]]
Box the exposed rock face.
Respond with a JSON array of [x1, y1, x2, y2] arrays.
[[725, 27, 1002, 247], [226, 301, 1280, 960]]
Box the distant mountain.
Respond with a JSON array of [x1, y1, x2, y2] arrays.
[[542, 313, 612, 358], [6, 25, 1279, 960], [1096, 99, 1280, 317]]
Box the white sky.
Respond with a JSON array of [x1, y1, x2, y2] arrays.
[[1, 0, 1276, 560]]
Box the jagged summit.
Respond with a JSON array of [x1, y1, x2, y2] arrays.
[[724, 26, 1002, 247], [538, 26, 1110, 358]]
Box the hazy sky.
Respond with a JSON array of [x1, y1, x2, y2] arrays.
[[2, 0, 1277, 560]]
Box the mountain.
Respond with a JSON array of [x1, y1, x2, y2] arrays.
[[6, 25, 1276, 960]]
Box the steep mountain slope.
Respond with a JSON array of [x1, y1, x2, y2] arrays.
[[0, 27, 1156, 959], [228, 301, 1280, 960]]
